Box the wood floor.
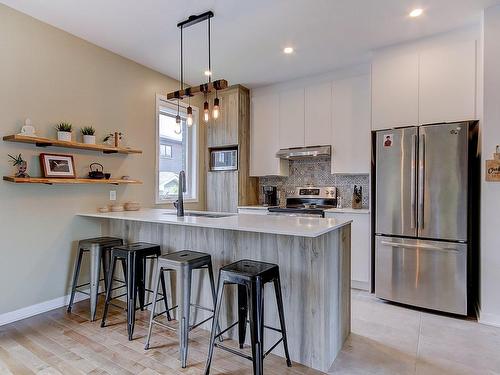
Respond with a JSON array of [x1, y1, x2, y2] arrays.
[[0, 299, 323, 375]]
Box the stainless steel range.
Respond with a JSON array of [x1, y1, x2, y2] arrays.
[[268, 187, 336, 217]]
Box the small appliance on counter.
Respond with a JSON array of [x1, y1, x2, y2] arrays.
[[210, 147, 238, 171], [268, 187, 336, 217], [263, 185, 278, 206]]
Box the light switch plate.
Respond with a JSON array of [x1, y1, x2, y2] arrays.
[[109, 190, 117, 201]]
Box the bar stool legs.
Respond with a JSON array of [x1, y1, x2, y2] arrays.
[[67, 237, 123, 321], [67, 249, 84, 313], [100, 243, 167, 341], [204, 260, 292, 375], [144, 251, 221, 369], [273, 278, 292, 367]]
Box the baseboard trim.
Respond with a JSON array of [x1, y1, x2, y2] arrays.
[[479, 312, 500, 328], [0, 291, 90, 326], [351, 280, 369, 291]]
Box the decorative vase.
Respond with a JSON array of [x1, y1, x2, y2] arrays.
[[15, 161, 29, 178], [83, 135, 96, 144], [57, 131, 72, 142]]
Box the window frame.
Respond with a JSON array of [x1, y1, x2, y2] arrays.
[[155, 94, 199, 204]]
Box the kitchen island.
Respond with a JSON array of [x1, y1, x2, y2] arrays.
[[78, 209, 351, 372]]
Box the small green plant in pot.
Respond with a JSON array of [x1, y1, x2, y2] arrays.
[[56, 122, 73, 142], [81, 126, 96, 144], [8, 153, 29, 178]]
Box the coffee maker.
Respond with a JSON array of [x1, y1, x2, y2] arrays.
[[263, 186, 278, 206]]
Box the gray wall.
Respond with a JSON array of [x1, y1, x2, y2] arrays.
[[0, 4, 206, 316]]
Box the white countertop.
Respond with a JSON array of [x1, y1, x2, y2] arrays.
[[78, 209, 351, 238], [237, 205, 273, 210], [325, 208, 370, 214]]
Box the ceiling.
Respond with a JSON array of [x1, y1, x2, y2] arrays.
[[2, 0, 498, 88]]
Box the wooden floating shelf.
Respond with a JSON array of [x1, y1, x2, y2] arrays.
[[3, 176, 142, 185], [3, 134, 142, 154]]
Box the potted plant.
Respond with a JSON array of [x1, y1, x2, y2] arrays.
[[81, 126, 96, 144], [8, 153, 29, 178], [56, 122, 73, 142]]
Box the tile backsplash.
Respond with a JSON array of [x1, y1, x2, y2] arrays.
[[259, 157, 369, 208]]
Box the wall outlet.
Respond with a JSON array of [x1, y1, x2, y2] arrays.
[[109, 190, 117, 201]]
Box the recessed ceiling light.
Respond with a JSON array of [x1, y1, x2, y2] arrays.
[[283, 47, 294, 54], [204, 70, 212, 76], [409, 8, 423, 17]]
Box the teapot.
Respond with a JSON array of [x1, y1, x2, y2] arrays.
[[88, 163, 105, 179]]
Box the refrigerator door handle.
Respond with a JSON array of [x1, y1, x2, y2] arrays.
[[380, 241, 459, 253], [410, 134, 417, 229], [418, 134, 425, 230]]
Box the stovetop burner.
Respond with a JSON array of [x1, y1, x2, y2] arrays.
[[268, 186, 337, 217]]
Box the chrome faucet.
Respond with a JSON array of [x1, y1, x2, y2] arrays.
[[174, 170, 186, 217]]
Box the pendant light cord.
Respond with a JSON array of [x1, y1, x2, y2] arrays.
[[208, 18, 211, 84]]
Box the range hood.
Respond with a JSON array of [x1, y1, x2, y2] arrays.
[[276, 145, 331, 160]]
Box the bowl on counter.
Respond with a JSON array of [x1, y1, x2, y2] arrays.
[[124, 202, 141, 211]]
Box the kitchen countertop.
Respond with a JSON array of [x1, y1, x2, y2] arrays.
[[325, 208, 370, 214], [78, 209, 351, 238], [237, 205, 274, 210]]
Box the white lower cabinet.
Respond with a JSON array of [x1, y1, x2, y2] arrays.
[[325, 210, 371, 290]]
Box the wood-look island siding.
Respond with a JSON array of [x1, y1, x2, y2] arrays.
[[97, 217, 351, 372]]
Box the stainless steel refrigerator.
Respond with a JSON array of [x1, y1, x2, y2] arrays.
[[374, 121, 478, 315]]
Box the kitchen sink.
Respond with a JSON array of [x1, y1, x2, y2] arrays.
[[163, 212, 234, 218]]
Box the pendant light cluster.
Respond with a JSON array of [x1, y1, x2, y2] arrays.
[[168, 11, 227, 129]]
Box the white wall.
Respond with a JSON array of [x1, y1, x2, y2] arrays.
[[480, 4, 500, 327]]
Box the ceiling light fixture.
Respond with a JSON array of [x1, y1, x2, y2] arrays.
[[409, 8, 423, 17], [167, 10, 228, 120], [283, 47, 294, 54]]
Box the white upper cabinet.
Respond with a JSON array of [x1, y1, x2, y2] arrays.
[[372, 49, 419, 130], [305, 82, 332, 146], [332, 75, 371, 174], [279, 88, 305, 149], [250, 94, 289, 176], [419, 40, 477, 124]]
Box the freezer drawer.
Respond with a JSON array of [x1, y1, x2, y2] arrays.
[[375, 236, 467, 315]]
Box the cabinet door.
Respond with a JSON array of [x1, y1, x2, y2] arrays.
[[305, 82, 332, 146], [250, 95, 288, 176], [207, 171, 238, 213], [325, 212, 371, 289], [419, 40, 476, 124], [331, 75, 371, 174], [372, 50, 419, 130], [207, 89, 239, 147], [279, 88, 305, 148]]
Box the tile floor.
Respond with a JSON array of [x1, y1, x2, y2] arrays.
[[330, 290, 500, 375]]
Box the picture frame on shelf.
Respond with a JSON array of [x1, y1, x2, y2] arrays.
[[39, 153, 76, 178]]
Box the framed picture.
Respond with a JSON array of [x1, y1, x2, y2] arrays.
[[39, 153, 76, 178]]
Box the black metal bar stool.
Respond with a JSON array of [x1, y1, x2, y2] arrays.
[[204, 259, 292, 375], [67, 236, 124, 321], [100, 242, 170, 341], [144, 250, 219, 368]]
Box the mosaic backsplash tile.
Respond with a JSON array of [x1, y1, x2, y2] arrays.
[[259, 157, 369, 209]]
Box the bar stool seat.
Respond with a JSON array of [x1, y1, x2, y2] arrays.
[[100, 242, 170, 341], [204, 259, 292, 375], [144, 250, 219, 368], [67, 236, 124, 321]]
